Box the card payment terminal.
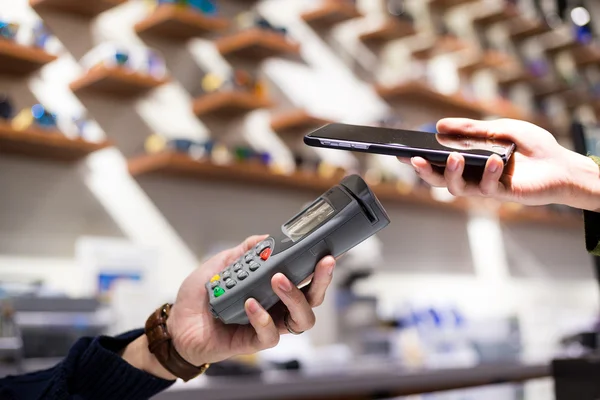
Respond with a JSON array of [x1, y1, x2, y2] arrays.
[[206, 174, 390, 325]]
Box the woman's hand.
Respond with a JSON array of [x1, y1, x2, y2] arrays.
[[399, 118, 600, 211], [163, 235, 335, 370]]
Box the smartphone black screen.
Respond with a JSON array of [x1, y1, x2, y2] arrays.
[[305, 123, 516, 166]]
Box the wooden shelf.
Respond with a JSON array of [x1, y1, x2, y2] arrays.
[[429, 0, 479, 11], [30, 0, 125, 17], [215, 28, 301, 61], [473, 6, 519, 26], [359, 18, 416, 45], [458, 50, 513, 76], [412, 35, 468, 60], [532, 81, 570, 100], [497, 70, 537, 88], [375, 81, 485, 116], [509, 19, 550, 42], [572, 44, 600, 67], [0, 121, 109, 162], [128, 152, 468, 212], [270, 109, 330, 135], [70, 65, 169, 97], [499, 204, 583, 229], [192, 91, 272, 118], [0, 39, 57, 76], [301, 1, 362, 29], [135, 5, 229, 40]]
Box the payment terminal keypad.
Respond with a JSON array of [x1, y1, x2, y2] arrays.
[[209, 239, 274, 300]]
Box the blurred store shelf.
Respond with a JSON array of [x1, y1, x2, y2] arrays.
[[69, 65, 169, 97], [375, 81, 485, 117], [509, 18, 551, 42], [128, 152, 468, 212], [497, 69, 537, 89], [458, 50, 514, 76], [29, 0, 125, 17], [359, 19, 416, 45], [135, 4, 229, 41], [473, 5, 519, 26], [0, 39, 57, 76], [499, 204, 583, 229], [215, 29, 301, 61], [154, 362, 550, 400], [429, 0, 479, 11], [192, 91, 272, 118], [270, 109, 330, 136], [412, 35, 469, 60], [301, 1, 362, 29], [0, 121, 110, 162]]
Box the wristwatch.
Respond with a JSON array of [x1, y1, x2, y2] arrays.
[[145, 303, 210, 381]]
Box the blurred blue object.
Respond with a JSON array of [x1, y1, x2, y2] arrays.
[[0, 20, 19, 40], [575, 24, 594, 45], [0, 94, 14, 120], [32, 22, 51, 49], [255, 16, 287, 35], [258, 152, 272, 165], [188, 0, 217, 15], [31, 104, 57, 129], [114, 50, 129, 66], [167, 138, 197, 153]]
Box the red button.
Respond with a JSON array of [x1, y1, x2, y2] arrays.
[[260, 248, 272, 261]]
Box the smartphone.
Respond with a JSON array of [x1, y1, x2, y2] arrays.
[[304, 123, 516, 168]]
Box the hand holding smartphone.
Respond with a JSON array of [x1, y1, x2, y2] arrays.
[[304, 123, 516, 180]]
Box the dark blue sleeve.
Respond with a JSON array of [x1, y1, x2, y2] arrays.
[[0, 329, 175, 400]]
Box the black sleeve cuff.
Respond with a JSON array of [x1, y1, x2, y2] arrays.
[[71, 329, 175, 400], [584, 210, 600, 256]]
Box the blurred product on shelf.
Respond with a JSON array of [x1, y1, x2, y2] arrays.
[[144, 134, 273, 166], [200, 69, 267, 98], [32, 22, 51, 50], [235, 10, 288, 36], [386, 0, 414, 24], [79, 43, 168, 79], [293, 153, 320, 173], [0, 20, 19, 40], [0, 94, 14, 121], [144, 0, 218, 15], [11, 104, 57, 131], [317, 161, 347, 180], [233, 145, 272, 165], [570, 4, 594, 45]]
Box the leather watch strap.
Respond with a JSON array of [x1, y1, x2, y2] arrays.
[[145, 303, 209, 382]]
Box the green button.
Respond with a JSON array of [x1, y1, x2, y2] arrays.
[[213, 286, 225, 298]]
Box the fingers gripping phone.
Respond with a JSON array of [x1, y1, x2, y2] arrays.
[[304, 123, 516, 179]]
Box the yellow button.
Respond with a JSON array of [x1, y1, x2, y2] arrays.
[[210, 275, 220, 283]]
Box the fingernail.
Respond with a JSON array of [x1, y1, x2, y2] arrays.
[[489, 163, 498, 173], [247, 299, 259, 314], [447, 157, 458, 172], [278, 276, 293, 293]]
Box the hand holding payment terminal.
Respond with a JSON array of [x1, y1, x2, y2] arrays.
[[206, 175, 390, 325]]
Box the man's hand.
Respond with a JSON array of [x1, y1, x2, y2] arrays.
[[399, 118, 600, 211], [165, 235, 336, 368]]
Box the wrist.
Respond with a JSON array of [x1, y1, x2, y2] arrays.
[[565, 151, 600, 211], [121, 335, 177, 381]]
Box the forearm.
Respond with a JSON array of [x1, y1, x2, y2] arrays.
[[565, 151, 600, 212]]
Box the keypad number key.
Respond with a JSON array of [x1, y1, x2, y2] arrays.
[[237, 270, 249, 281], [249, 262, 260, 272]]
